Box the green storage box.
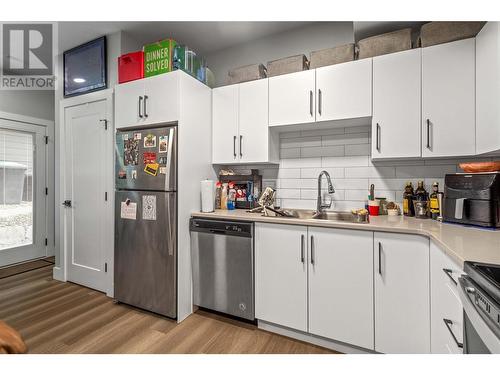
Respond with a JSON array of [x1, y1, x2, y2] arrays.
[[143, 39, 177, 77]]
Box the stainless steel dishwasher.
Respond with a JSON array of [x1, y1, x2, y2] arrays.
[[190, 218, 254, 321]]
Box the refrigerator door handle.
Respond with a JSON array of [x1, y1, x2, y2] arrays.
[[166, 194, 174, 256], [165, 127, 176, 190]]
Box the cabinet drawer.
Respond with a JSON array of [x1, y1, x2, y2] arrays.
[[430, 242, 464, 353]]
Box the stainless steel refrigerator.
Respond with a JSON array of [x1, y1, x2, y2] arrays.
[[114, 125, 177, 318]]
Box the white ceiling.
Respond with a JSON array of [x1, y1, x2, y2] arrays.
[[58, 21, 313, 54]]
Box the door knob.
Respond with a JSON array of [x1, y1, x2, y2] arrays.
[[62, 200, 72, 208]]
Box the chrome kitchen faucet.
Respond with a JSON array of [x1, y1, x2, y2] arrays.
[[314, 170, 335, 218]]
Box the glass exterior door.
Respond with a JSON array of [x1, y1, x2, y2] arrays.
[[0, 119, 46, 267]]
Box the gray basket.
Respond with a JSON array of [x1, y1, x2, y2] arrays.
[[357, 28, 412, 59], [310, 43, 355, 69], [227, 63, 267, 85], [267, 54, 309, 77], [419, 22, 486, 47]]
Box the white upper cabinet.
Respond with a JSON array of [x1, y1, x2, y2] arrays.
[[476, 22, 500, 154], [255, 223, 308, 332], [316, 58, 372, 122], [269, 70, 316, 127], [308, 227, 374, 350], [142, 73, 179, 126], [238, 79, 275, 164], [374, 232, 430, 354], [372, 49, 422, 159], [115, 78, 145, 129], [422, 38, 476, 157], [115, 72, 179, 129], [212, 79, 276, 164], [212, 84, 239, 164]]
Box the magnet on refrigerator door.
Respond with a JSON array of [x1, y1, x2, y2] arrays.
[[143, 152, 157, 164], [118, 170, 127, 179], [124, 139, 139, 166], [120, 200, 137, 220], [159, 135, 168, 153], [159, 166, 166, 175], [158, 156, 167, 164], [142, 195, 157, 220], [131, 170, 137, 180], [144, 163, 159, 176], [133, 132, 142, 140], [144, 134, 156, 148]]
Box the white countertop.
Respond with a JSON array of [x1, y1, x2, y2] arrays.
[[191, 209, 500, 268]]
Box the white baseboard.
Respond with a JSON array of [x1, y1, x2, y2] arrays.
[[52, 266, 64, 281], [258, 320, 376, 354]]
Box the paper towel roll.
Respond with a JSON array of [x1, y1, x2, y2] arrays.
[[201, 180, 215, 213]]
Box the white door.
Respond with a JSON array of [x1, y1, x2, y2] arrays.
[[212, 84, 239, 164], [422, 38, 476, 157], [476, 22, 500, 154], [239, 79, 269, 163], [255, 223, 308, 332], [374, 232, 430, 353], [269, 70, 316, 127], [64, 100, 111, 292], [143, 73, 180, 126], [316, 59, 372, 122], [308, 227, 374, 349], [372, 49, 422, 159], [0, 120, 46, 267], [430, 242, 464, 354], [114, 78, 145, 129]]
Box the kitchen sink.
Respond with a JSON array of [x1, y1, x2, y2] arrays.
[[277, 209, 367, 223]]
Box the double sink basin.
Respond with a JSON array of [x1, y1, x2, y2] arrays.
[[272, 209, 368, 223]]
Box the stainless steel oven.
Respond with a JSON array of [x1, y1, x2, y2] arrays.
[[458, 262, 500, 353]]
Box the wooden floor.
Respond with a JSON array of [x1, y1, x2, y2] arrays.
[[0, 264, 336, 354]]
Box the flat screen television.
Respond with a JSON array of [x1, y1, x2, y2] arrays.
[[64, 36, 107, 97]]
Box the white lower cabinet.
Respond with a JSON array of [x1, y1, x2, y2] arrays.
[[430, 242, 464, 354], [255, 223, 308, 332], [374, 232, 430, 353], [308, 227, 374, 349]]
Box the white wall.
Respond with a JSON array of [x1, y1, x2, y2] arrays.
[[205, 22, 354, 87], [0, 91, 54, 120]]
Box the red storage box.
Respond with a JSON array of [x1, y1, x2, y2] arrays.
[[118, 51, 144, 84]]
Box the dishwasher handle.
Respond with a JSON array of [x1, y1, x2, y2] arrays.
[[189, 218, 253, 238]]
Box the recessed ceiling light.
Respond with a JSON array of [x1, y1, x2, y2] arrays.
[[73, 78, 85, 83]]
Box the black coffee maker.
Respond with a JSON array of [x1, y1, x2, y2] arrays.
[[443, 173, 500, 228]]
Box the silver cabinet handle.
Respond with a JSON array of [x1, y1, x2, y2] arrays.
[[378, 242, 382, 275], [310, 235, 315, 265], [309, 90, 313, 117], [442, 268, 457, 286], [443, 319, 463, 349], [318, 89, 322, 116], [143, 95, 148, 118], [300, 235, 305, 263], [376, 123, 381, 152], [239, 135, 243, 158], [233, 136, 237, 158], [426, 119, 431, 149], [138, 96, 143, 118]]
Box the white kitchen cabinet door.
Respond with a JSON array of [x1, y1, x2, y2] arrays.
[[269, 70, 316, 127], [315, 58, 372, 122], [476, 22, 500, 154], [308, 227, 374, 350], [374, 232, 430, 353], [212, 84, 239, 164], [143, 73, 180, 126], [114, 79, 145, 129], [422, 38, 476, 157], [372, 49, 421, 159], [430, 242, 464, 354], [255, 223, 308, 332], [239, 79, 270, 163]]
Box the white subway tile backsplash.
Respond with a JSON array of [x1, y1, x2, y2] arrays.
[[345, 144, 370, 156], [322, 155, 370, 167], [301, 145, 344, 158], [300, 167, 345, 179], [280, 148, 301, 159], [278, 168, 301, 179], [345, 166, 396, 178], [281, 157, 322, 169], [220, 126, 478, 212]]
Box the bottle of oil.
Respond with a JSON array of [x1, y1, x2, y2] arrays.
[[403, 182, 415, 217], [429, 182, 440, 220], [415, 181, 428, 201]]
